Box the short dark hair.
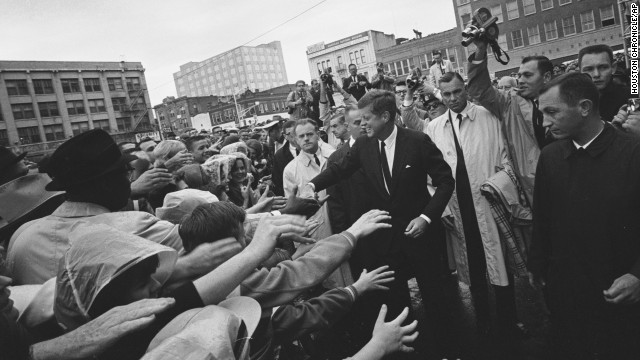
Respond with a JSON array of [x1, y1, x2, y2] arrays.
[[179, 202, 246, 253], [395, 80, 406, 87], [438, 72, 465, 85], [433, 50, 442, 56], [184, 135, 208, 151], [293, 118, 318, 134], [357, 89, 397, 123], [578, 44, 614, 68], [522, 56, 553, 76], [329, 112, 346, 125], [348, 63, 357, 69], [283, 119, 296, 131], [540, 72, 600, 111]]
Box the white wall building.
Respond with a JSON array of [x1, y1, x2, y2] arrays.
[[306, 30, 396, 83]]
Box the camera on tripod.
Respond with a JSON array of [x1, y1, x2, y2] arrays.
[[460, 7, 510, 65], [319, 67, 334, 86]]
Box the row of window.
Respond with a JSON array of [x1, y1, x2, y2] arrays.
[[461, 3, 615, 31], [315, 49, 367, 76], [385, 47, 461, 77], [5, 77, 142, 97], [9, 97, 135, 120], [460, 0, 574, 8], [507, 11, 602, 50]]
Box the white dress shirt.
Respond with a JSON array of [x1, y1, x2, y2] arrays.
[[289, 144, 298, 158], [378, 125, 398, 181], [447, 103, 472, 140], [573, 122, 605, 149], [349, 136, 356, 148]]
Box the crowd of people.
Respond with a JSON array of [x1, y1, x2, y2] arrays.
[[0, 36, 639, 360]]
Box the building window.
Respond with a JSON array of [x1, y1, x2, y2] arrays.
[[461, 13, 471, 27], [337, 56, 344, 67], [12, 103, 35, 120], [84, 78, 101, 92], [491, 4, 503, 23], [116, 117, 132, 132], [511, 29, 524, 48], [600, 5, 615, 27], [66, 100, 86, 116], [580, 10, 595, 32], [107, 77, 124, 91], [33, 79, 54, 95], [93, 119, 110, 132], [126, 77, 141, 91], [545, 20, 558, 40], [562, 16, 576, 36], [559, 0, 571, 5], [523, 0, 536, 15], [17, 126, 41, 144], [354, 51, 361, 65], [498, 34, 508, 50], [44, 124, 65, 141], [541, 0, 553, 11], [71, 122, 90, 136], [6, 80, 29, 96], [457, 0, 470, 5], [419, 54, 429, 70], [38, 102, 60, 117], [88, 99, 106, 113], [360, 50, 366, 64], [0, 130, 9, 147], [112, 97, 127, 112], [528, 25, 541, 44], [61, 79, 81, 93], [506, 0, 519, 20], [349, 52, 355, 64]]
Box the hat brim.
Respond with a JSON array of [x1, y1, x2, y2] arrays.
[[45, 153, 137, 191]]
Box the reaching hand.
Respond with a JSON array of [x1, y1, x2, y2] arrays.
[[404, 216, 428, 238], [181, 238, 243, 276], [603, 273, 640, 304], [280, 186, 322, 217], [370, 305, 418, 356], [352, 266, 395, 295], [130, 168, 173, 196], [246, 215, 307, 263], [31, 298, 175, 360], [164, 150, 194, 173], [347, 210, 392, 240]]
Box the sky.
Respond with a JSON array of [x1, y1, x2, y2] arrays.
[[1, 0, 457, 105]]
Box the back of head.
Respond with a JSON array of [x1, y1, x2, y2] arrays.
[[184, 135, 208, 152], [221, 135, 240, 148], [439, 72, 465, 85], [578, 44, 614, 68], [540, 72, 600, 111], [178, 202, 246, 253], [153, 140, 187, 165], [498, 76, 518, 88], [155, 189, 218, 225], [358, 89, 398, 122]]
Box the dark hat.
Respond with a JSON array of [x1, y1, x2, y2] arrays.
[[423, 93, 442, 106], [0, 146, 27, 173], [45, 129, 136, 191]]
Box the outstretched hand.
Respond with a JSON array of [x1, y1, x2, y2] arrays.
[[246, 215, 307, 263], [352, 265, 395, 295], [604, 273, 640, 305], [371, 305, 418, 356], [347, 210, 392, 239], [280, 185, 325, 218]]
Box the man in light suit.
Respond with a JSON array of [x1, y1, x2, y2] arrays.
[[429, 50, 455, 88], [303, 90, 455, 357], [342, 64, 371, 101]]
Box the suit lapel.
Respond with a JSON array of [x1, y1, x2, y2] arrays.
[[390, 127, 407, 196], [368, 138, 390, 200]]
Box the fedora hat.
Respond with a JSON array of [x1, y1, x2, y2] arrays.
[[45, 129, 137, 191], [0, 146, 27, 173]]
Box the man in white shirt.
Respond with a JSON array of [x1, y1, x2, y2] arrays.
[[429, 51, 455, 88]]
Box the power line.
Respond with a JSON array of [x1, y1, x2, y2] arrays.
[[151, 0, 328, 93]]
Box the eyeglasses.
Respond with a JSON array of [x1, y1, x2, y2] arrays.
[[395, 90, 407, 95], [426, 103, 443, 111]]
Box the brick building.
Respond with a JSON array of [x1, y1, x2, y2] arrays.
[[375, 28, 467, 80], [0, 60, 154, 157], [452, 0, 624, 77], [306, 30, 396, 83], [174, 41, 289, 98], [154, 95, 219, 135]]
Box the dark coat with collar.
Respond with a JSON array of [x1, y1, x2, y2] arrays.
[[311, 126, 455, 256], [599, 81, 630, 122], [272, 141, 294, 197], [342, 74, 371, 101]]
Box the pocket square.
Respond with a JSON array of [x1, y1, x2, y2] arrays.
[[405, 165, 411, 169]]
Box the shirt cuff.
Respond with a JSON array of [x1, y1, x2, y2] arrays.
[[270, 211, 282, 216], [340, 231, 357, 248], [471, 58, 485, 65], [419, 214, 432, 224]]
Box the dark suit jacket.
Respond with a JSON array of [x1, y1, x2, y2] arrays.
[[311, 126, 455, 255], [342, 74, 371, 101], [326, 140, 371, 234], [272, 141, 295, 196]]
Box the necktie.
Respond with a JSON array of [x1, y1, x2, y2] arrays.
[[295, 148, 300, 156], [313, 154, 320, 166], [353, 76, 357, 85], [531, 100, 547, 149], [380, 141, 392, 194]]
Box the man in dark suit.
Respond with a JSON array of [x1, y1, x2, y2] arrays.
[[304, 90, 455, 356], [342, 64, 371, 101], [272, 120, 299, 196]]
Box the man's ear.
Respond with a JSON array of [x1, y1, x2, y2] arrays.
[[612, 61, 618, 74], [578, 99, 594, 117], [543, 71, 552, 84]]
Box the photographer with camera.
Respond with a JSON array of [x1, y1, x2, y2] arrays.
[[612, 101, 640, 137], [397, 71, 443, 132], [429, 51, 455, 88], [371, 62, 395, 92], [286, 80, 313, 120], [342, 64, 371, 101]]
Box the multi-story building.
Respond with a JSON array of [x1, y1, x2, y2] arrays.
[[154, 95, 219, 135], [376, 28, 467, 80], [174, 41, 289, 98], [208, 84, 295, 127], [306, 30, 396, 83], [0, 60, 154, 157], [452, 0, 625, 77]]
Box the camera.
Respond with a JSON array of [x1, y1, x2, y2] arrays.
[[627, 98, 640, 114], [461, 8, 499, 47], [319, 67, 334, 86], [406, 68, 424, 90]]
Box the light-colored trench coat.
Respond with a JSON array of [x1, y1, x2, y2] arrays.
[[426, 103, 511, 286]]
